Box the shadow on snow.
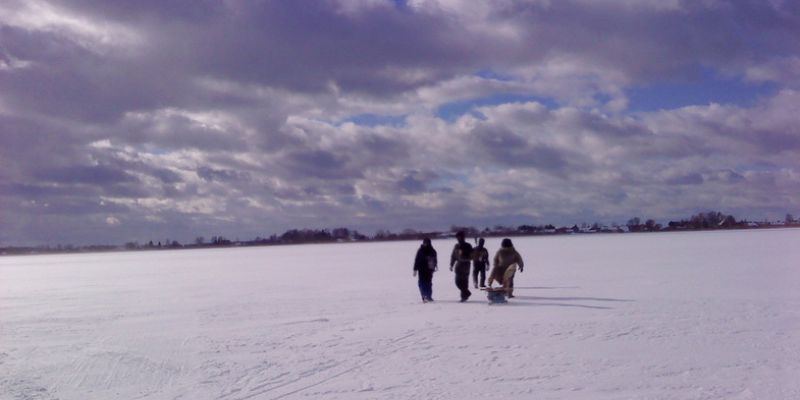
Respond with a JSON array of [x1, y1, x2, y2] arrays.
[[513, 295, 634, 303], [428, 286, 635, 309], [512, 286, 581, 290], [430, 299, 615, 309]]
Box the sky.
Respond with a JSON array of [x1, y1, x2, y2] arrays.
[[1, 0, 799, 246]]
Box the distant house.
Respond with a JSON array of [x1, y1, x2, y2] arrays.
[[590, 225, 614, 233]]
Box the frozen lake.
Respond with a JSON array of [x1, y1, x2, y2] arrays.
[[2, 229, 799, 399]]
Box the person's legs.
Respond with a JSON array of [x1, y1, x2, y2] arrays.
[[487, 265, 507, 288], [502, 265, 517, 297], [478, 267, 486, 287], [486, 266, 496, 287], [471, 265, 479, 288], [418, 278, 427, 301], [419, 274, 433, 301], [425, 275, 433, 300], [455, 263, 471, 301]]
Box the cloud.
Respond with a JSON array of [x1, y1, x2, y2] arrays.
[[2, 0, 799, 245], [34, 165, 138, 185], [468, 125, 571, 173]]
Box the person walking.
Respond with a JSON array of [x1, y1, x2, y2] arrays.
[[487, 238, 524, 298], [450, 231, 473, 302], [413, 237, 437, 302], [472, 238, 489, 288]]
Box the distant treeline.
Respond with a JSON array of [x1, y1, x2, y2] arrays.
[[2, 211, 798, 256]]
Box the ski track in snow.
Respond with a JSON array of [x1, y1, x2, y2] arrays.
[[1, 229, 799, 399]]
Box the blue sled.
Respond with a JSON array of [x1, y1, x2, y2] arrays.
[[485, 288, 508, 304]]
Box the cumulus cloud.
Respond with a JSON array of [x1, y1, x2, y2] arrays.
[[1, 0, 799, 245]]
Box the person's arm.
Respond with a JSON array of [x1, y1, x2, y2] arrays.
[[432, 249, 438, 271], [516, 250, 524, 272], [413, 249, 422, 275], [450, 245, 457, 270]]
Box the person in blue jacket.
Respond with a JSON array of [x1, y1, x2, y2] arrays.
[[413, 237, 438, 302]]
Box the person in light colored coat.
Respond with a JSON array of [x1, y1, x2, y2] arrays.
[[487, 238, 524, 298]]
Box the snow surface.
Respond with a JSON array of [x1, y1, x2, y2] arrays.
[[2, 229, 799, 399]]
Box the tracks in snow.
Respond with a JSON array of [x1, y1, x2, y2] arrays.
[[207, 323, 422, 400]]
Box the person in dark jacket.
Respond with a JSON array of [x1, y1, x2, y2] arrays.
[[487, 238, 524, 298], [450, 231, 473, 302], [472, 238, 489, 288], [413, 237, 438, 302]]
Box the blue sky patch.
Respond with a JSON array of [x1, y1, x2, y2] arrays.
[[342, 113, 407, 127], [474, 69, 515, 82], [436, 93, 558, 121], [391, 0, 407, 9], [627, 69, 777, 112]]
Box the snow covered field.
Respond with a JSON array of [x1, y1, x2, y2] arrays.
[[2, 229, 799, 400]]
